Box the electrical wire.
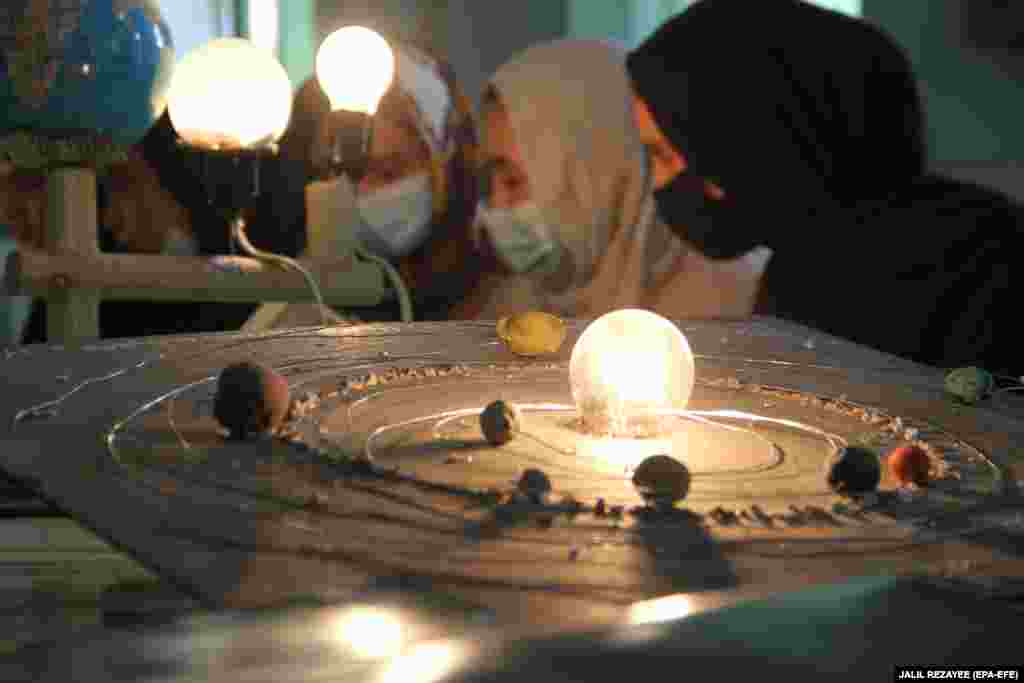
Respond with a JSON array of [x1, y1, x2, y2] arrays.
[[354, 245, 414, 322], [232, 217, 330, 327]]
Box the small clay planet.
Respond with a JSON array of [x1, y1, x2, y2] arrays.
[[213, 361, 290, 440], [944, 366, 994, 404], [887, 445, 930, 487], [518, 468, 552, 503], [480, 400, 521, 446], [496, 311, 567, 356], [825, 446, 881, 496], [631, 455, 691, 508]]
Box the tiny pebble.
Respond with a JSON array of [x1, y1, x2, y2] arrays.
[[569, 548, 580, 561], [594, 498, 607, 516], [827, 499, 851, 516]]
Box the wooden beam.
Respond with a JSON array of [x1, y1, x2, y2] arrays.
[[5, 249, 389, 306]]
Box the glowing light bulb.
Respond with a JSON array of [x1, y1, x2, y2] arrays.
[[166, 37, 292, 151], [570, 309, 695, 436], [316, 26, 396, 114]]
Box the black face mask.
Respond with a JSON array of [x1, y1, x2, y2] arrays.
[[653, 172, 761, 260]]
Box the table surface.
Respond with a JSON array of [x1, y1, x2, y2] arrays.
[[1, 316, 1022, 631]]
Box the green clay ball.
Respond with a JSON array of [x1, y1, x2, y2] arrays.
[[944, 366, 994, 404]]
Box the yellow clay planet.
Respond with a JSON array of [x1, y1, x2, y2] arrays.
[[496, 311, 567, 356]]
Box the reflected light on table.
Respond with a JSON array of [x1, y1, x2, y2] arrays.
[[377, 640, 466, 683], [628, 593, 698, 625], [576, 434, 674, 471], [328, 607, 405, 659]]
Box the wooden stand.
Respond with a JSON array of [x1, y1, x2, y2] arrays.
[[4, 173, 393, 342], [45, 167, 100, 344], [6, 249, 386, 305]]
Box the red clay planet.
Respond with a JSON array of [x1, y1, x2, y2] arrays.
[[213, 361, 291, 440], [887, 445, 930, 487]]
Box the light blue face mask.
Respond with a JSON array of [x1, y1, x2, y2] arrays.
[[355, 173, 435, 260], [477, 201, 561, 275]]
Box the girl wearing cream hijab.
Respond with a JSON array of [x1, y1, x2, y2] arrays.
[[456, 39, 770, 321]]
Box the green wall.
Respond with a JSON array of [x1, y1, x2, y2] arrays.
[[279, 1, 317, 87], [862, 0, 1022, 163], [236, 1, 316, 88]]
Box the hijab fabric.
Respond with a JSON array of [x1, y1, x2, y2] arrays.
[[472, 39, 689, 320], [244, 42, 481, 329], [627, 0, 1024, 373]]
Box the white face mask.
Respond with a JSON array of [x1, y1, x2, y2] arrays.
[[477, 201, 560, 275], [355, 173, 434, 259]]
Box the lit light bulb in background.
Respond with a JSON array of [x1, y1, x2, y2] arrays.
[[570, 309, 695, 438], [315, 26, 396, 114], [166, 37, 293, 151]]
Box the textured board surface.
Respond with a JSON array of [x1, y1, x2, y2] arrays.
[[1, 317, 1023, 631]]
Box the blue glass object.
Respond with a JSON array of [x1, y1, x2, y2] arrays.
[[0, 1, 175, 146]]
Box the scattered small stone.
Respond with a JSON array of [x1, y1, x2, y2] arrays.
[[749, 504, 774, 526], [858, 492, 880, 507], [803, 506, 836, 525], [480, 400, 521, 446], [779, 510, 805, 527], [561, 495, 583, 514], [832, 502, 851, 516], [306, 492, 329, 509], [896, 486, 920, 503], [517, 468, 552, 504], [631, 455, 691, 509], [825, 446, 881, 496], [594, 498, 607, 517], [708, 506, 738, 525]]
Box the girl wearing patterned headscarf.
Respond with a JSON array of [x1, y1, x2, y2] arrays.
[[244, 41, 484, 329]]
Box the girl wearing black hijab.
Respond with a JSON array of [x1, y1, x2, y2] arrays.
[[627, 0, 1024, 375]]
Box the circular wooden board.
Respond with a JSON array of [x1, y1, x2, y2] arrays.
[[1, 318, 1023, 630]]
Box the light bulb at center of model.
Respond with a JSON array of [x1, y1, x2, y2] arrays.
[[569, 309, 695, 467]]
